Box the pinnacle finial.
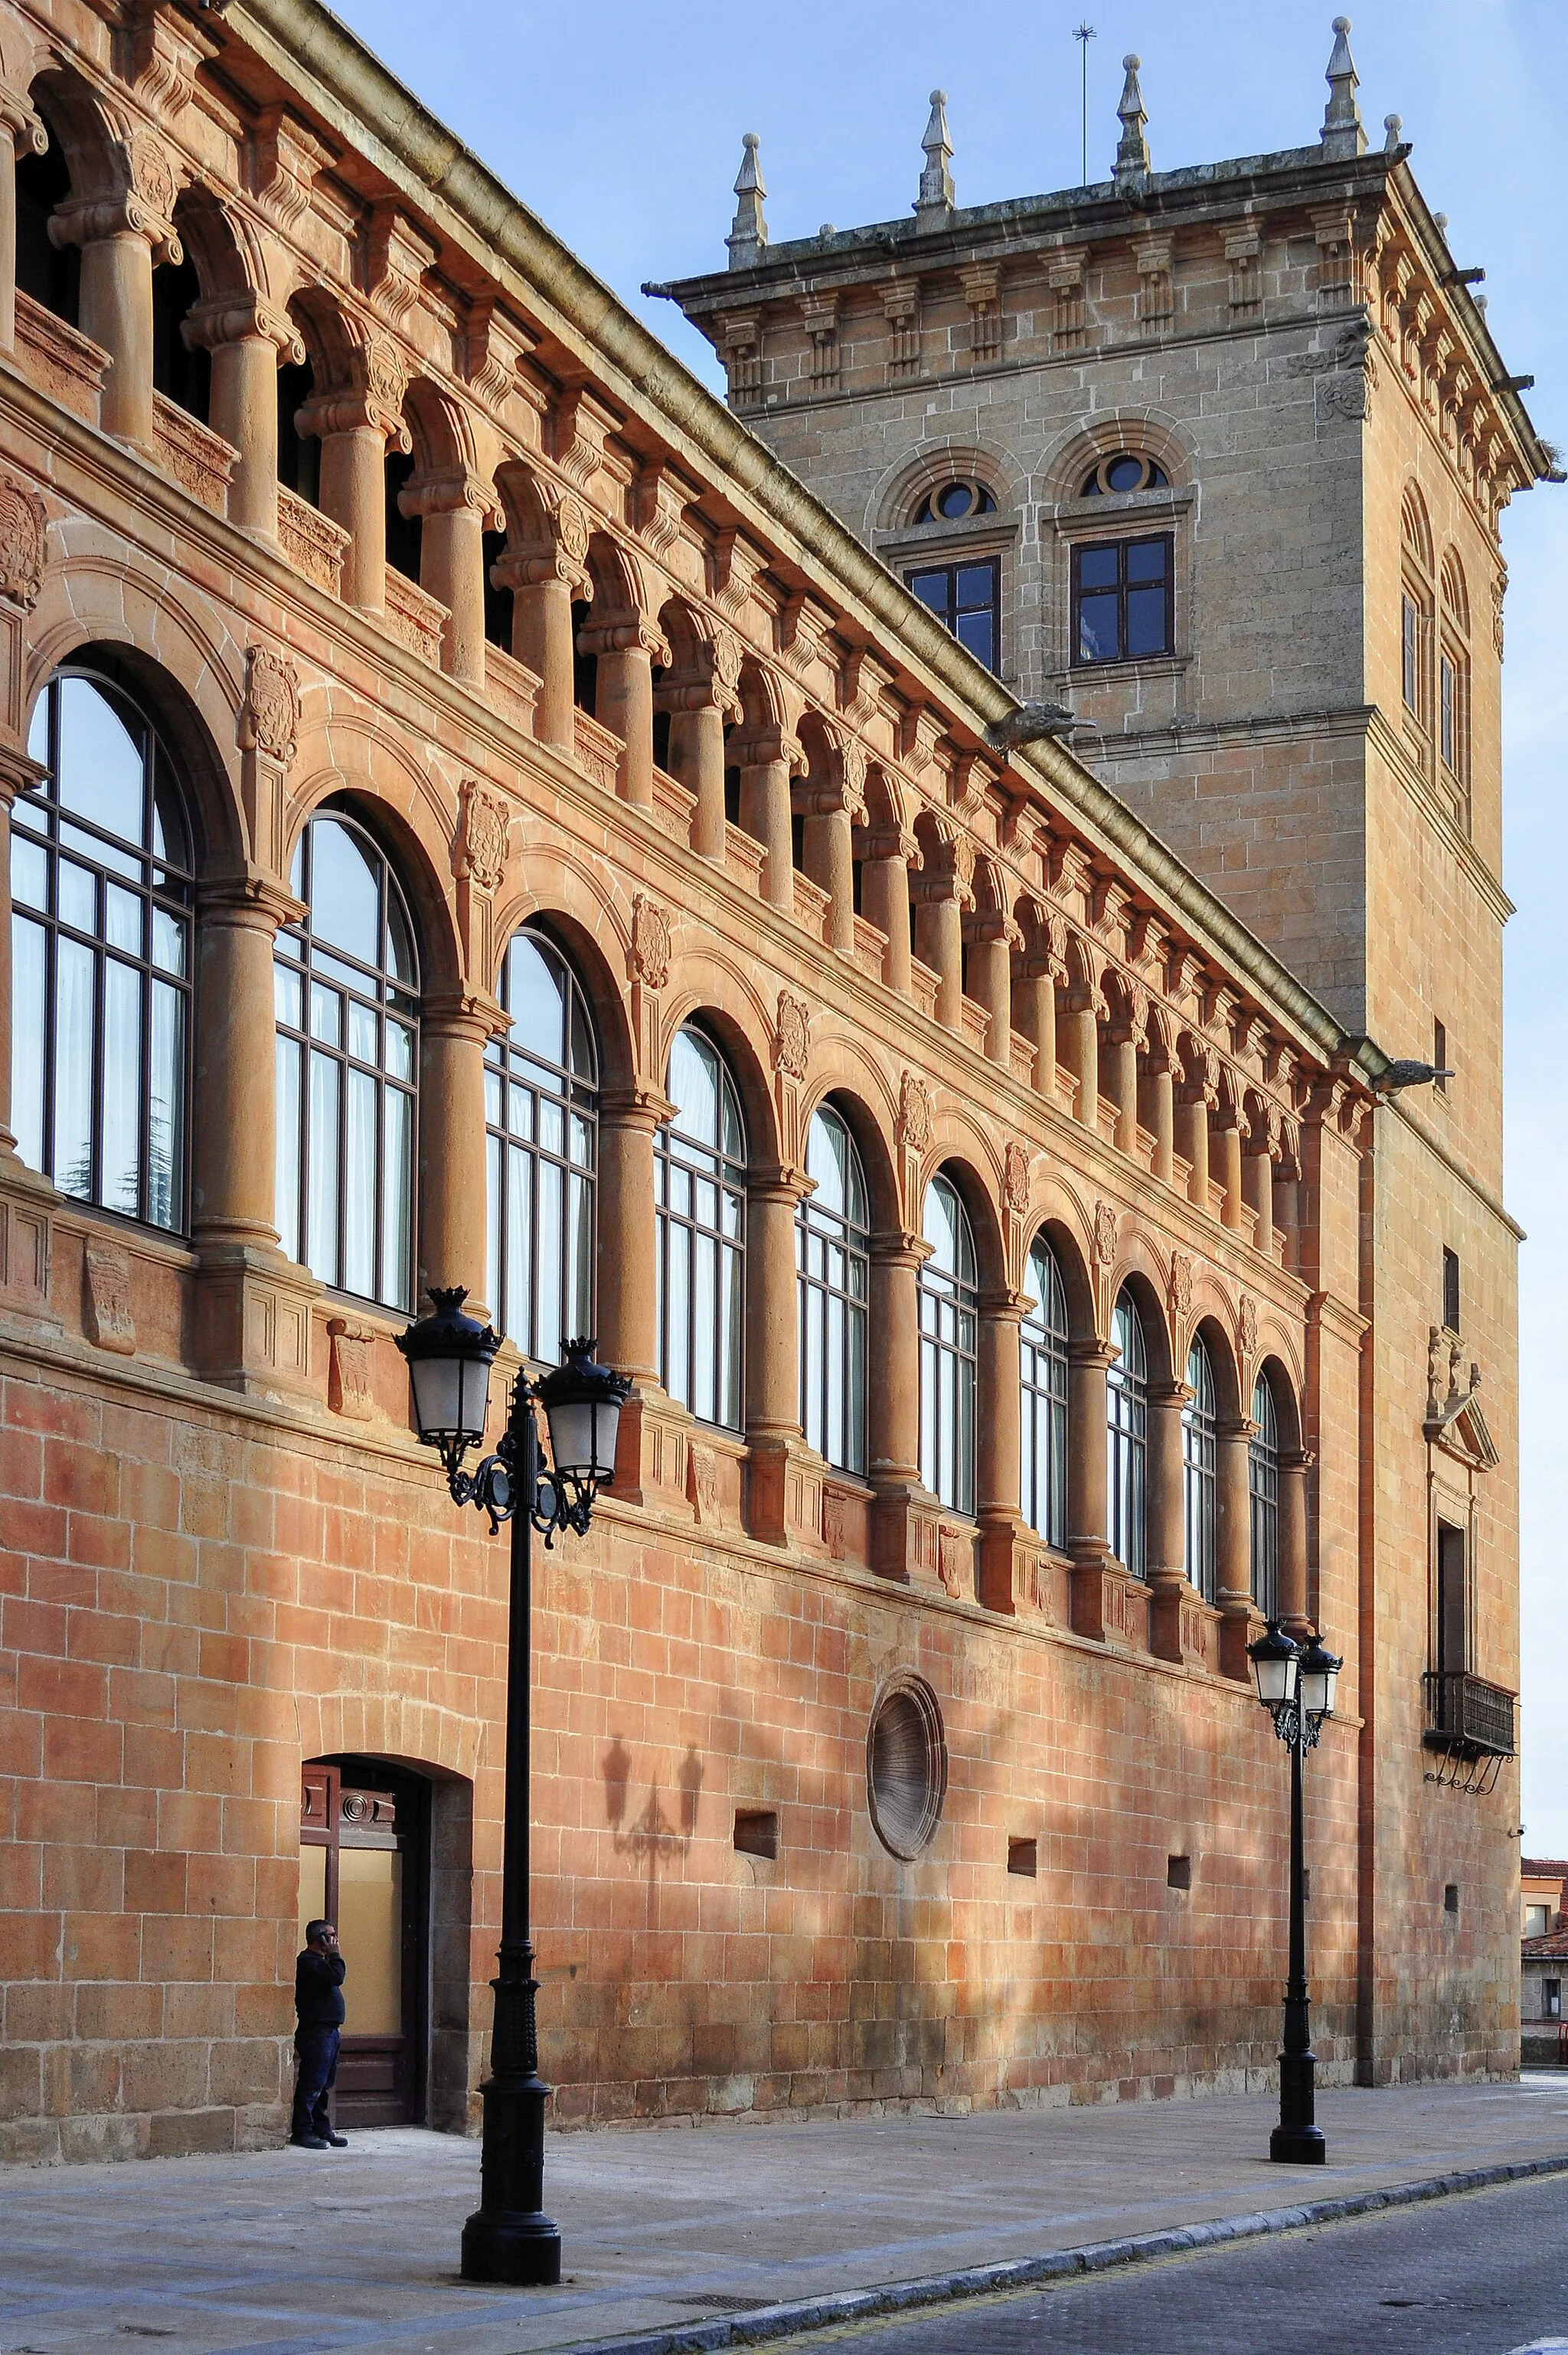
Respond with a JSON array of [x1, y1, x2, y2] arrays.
[[727, 132, 769, 269], [914, 88, 955, 227], [1113, 53, 1150, 188], [1320, 15, 1367, 159], [1383, 111, 1404, 155]]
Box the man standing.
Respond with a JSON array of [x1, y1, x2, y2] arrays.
[[291, 1918, 348, 2150]]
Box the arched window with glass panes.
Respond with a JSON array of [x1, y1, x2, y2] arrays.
[[485, 926, 597, 1364], [12, 668, 192, 1231], [273, 811, 418, 1311], [919, 1172, 978, 1514], [1250, 1370, 1281, 1618], [656, 1025, 745, 1429], [1106, 1288, 1148, 1577], [797, 1102, 869, 1475], [1020, 1233, 1070, 1547], [1183, 1334, 1217, 1602]]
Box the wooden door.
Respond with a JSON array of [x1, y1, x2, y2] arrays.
[[299, 1761, 427, 2127]]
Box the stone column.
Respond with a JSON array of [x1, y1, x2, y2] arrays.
[[187, 296, 305, 538], [1217, 1109, 1246, 1232], [913, 879, 965, 1031], [1107, 1028, 1141, 1155], [869, 1227, 928, 1579], [746, 1171, 808, 1544], [1279, 1446, 1312, 1636], [417, 993, 495, 1312], [970, 919, 1019, 1068], [580, 612, 671, 811], [1014, 964, 1058, 1096], [861, 828, 915, 997], [801, 796, 857, 953], [1243, 1137, 1276, 1256], [977, 1288, 1027, 1611], [1146, 1375, 1191, 1661], [733, 727, 798, 910], [494, 503, 590, 746], [1215, 1416, 1256, 1678], [0, 93, 45, 355], [596, 1088, 666, 1387], [404, 472, 502, 687], [1141, 1055, 1176, 1187], [660, 641, 739, 859], [1067, 1341, 1112, 1560], [55, 178, 175, 449], [191, 880, 299, 1252], [1177, 1081, 1214, 1210], [299, 343, 410, 615], [1063, 991, 1102, 1126]]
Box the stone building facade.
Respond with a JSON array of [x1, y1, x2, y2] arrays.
[[0, 3, 1539, 2161]]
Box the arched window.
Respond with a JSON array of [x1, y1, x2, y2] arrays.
[[485, 926, 597, 1364], [1400, 488, 1434, 743], [1439, 551, 1470, 810], [919, 1173, 977, 1513], [1106, 1288, 1147, 1576], [1020, 1233, 1069, 1547], [151, 253, 210, 423], [1183, 1335, 1217, 1602], [656, 1026, 745, 1429], [12, 670, 193, 1231], [1082, 452, 1168, 496], [274, 811, 418, 1311], [797, 1102, 869, 1475], [1250, 1370, 1281, 1618]]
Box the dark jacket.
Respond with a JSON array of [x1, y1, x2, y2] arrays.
[[295, 1945, 346, 2028]]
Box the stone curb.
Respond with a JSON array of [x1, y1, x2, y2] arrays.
[[554, 2151, 1568, 2355]]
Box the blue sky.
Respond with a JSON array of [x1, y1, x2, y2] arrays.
[[334, 1, 1568, 1850]]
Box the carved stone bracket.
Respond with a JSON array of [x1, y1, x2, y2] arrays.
[[0, 472, 47, 611], [83, 1237, 136, 1354]]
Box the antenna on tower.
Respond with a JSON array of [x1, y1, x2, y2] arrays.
[[1073, 22, 1096, 185]]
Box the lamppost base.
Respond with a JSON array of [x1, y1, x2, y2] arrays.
[[1269, 2123, 1327, 2165], [460, 2208, 562, 2285]]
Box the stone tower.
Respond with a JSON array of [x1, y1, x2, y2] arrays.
[[658, 21, 1550, 2081]]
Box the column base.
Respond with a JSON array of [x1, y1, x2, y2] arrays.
[[1070, 1550, 1149, 1648], [190, 1240, 321, 1399], [1269, 2124, 1327, 2164], [460, 2206, 562, 2285], [0, 1158, 64, 1338], [1149, 1570, 1223, 1671], [1220, 1597, 1268, 1682], [871, 1481, 966, 1590], [746, 1432, 832, 1552], [977, 1514, 1026, 1614]]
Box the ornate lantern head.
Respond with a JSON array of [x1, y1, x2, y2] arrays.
[[397, 1287, 498, 1477]]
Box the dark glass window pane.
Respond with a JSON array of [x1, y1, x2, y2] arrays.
[[956, 566, 995, 607], [908, 571, 949, 612], [1106, 456, 1143, 492], [1078, 593, 1121, 661], [937, 483, 973, 518], [1125, 539, 1168, 583], [1126, 586, 1168, 656], [955, 609, 995, 666], [1078, 546, 1119, 590]]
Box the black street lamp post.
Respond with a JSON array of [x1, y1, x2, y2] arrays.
[[397, 1289, 629, 2285], [1247, 1619, 1342, 2166]]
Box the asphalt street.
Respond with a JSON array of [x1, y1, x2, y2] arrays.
[[765, 2172, 1568, 2355]]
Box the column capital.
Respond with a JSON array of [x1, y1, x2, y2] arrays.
[[1070, 1338, 1117, 1370], [1279, 1445, 1316, 1473], [866, 825, 919, 864], [871, 1226, 934, 1270], [296, 337, 412, 451], [652, 627, 744, 721], [184, 291, 305, 363], [978, 1285, 1030, 1324], [600, 1082, 677, 1132], [197, 870, 305, 931], [751, 1162, 814, 1204], [730, 723, 808, 776], [421, 983, 507, 1041], [398, 465, 505, 531], [0, 748, 47, 808], [577, 610, 672, 665]]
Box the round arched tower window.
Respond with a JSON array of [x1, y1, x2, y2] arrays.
[[867, 1677, 948, 1859], [1083, 452, 1169, 497], [913, 479, 998, 524]]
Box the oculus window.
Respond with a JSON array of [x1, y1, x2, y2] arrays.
[[911, 479, 997, 524], [1073, 535, 1173, 665], [1082, 452, 1168, 496], [13, 671, 192, 1233]]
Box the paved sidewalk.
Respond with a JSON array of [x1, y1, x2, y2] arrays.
[[2, 2078, 1566, 2355]]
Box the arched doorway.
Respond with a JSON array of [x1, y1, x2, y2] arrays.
[[299, 1758, 431, 2128]]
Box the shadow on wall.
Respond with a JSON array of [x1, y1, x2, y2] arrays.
[[601, 1737, 704, 1925]]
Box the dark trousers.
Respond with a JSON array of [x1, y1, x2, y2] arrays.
[[291, 2023, 340, 2141]]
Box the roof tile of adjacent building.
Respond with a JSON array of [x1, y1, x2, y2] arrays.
[[1522, 1930, 1568, 1959]]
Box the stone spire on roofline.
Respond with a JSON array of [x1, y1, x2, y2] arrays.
[[1320, 16, 1367, 159], [727, 132, 768, 269], [1113, 54, 1150, 191], [914, 90, 955, 229]]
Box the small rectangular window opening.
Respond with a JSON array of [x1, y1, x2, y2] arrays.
[[1442, 1247, 1461, 1336], [1008, 1837, 1037, 1878], [1526, 1905, 1551, 1939], [1436, 1522, 1468, 1682], [1443, 1882, 1460, 1916], [1167, 1854, 1192, 1891], [1073, 534, 1174, 667], [1402, 593, 1420, 714], [1433, 1018, 1449, 1095], [1547, 1978, 1563, 2019], [733, 1808, 778, 1861]]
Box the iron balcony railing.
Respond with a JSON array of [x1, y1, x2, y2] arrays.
[[1423, 1670, 1517, 1759]]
